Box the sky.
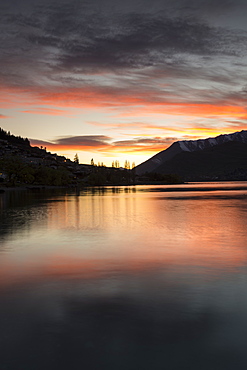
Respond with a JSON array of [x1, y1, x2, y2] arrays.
[[0, 0, 247, 166]]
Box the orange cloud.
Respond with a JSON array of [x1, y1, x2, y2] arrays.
[[87, 120, 187, 132], [170, 104, 247, 117], [2, 83, 247, 160], [117, 103, 247, 120], [30, 135, 112, 153], [30, 122, 247, 158], [1, 84, 247, 122], [21, 108, 74, 116], [31, 135, 183, 156], [0, 114, 8, 119]]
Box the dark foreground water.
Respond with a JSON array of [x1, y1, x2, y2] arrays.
[[1, 183, 247, 369]]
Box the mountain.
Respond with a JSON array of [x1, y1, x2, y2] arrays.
[[135, 130, 247, 181]]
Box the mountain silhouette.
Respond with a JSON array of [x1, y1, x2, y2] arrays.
[[135, 130, 247, 181]]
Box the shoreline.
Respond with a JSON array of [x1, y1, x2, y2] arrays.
[[0, 185, 68, 192], [1, 181, 247, 194]]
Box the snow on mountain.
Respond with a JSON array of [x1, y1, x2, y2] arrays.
[[135, 130, 247, 175], [178, 130, 247, 152]]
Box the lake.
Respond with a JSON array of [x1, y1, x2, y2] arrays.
[[1, 183, 247, 369]]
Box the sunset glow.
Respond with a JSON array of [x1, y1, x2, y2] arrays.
[[1, 0, 247, 165]]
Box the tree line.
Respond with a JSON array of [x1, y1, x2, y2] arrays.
[[0, 127, 30, 147], [90, 158, 135, 170], [0, 155, 72, 187]]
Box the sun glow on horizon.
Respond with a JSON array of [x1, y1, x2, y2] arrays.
[[27, 123, 247, 166]]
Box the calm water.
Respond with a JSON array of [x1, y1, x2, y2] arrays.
[[1, 183, 247, 369]]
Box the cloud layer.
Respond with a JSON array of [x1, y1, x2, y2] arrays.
[[30, 133, 216, 155], [1, 0, 247, 88], [1, 0, 247, 163]]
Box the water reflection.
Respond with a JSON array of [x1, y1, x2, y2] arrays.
[[1, 262, 247, 370], [1, 184, 247, 369], [1, 185, 247, 275]]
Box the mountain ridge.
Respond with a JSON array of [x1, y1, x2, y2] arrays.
[[135, 130, 247, 176]]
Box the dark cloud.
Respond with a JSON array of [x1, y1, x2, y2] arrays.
[[56, 135, 111, 147], [113, 136, 178, 147], [0, 0, 247, 119], [56, 17, 213, 72], [30, 135, 111, 148], [30, 139, 54, 147], [0, 0, 247, 87], [30, 134, 182, 153], [24, 9, 247, 72]]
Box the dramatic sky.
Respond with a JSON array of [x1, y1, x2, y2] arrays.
[[1, 0, 247, 165]]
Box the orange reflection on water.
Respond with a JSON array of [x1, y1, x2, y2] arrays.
[[1, 187, 247, 289], [0, 247, 246, 291]]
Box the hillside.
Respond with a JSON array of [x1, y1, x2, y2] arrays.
[[0, 130, 83, 186], [0, 128, 135, 187], [135, 130, 247, 181], [155, 141, 247, 181]]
